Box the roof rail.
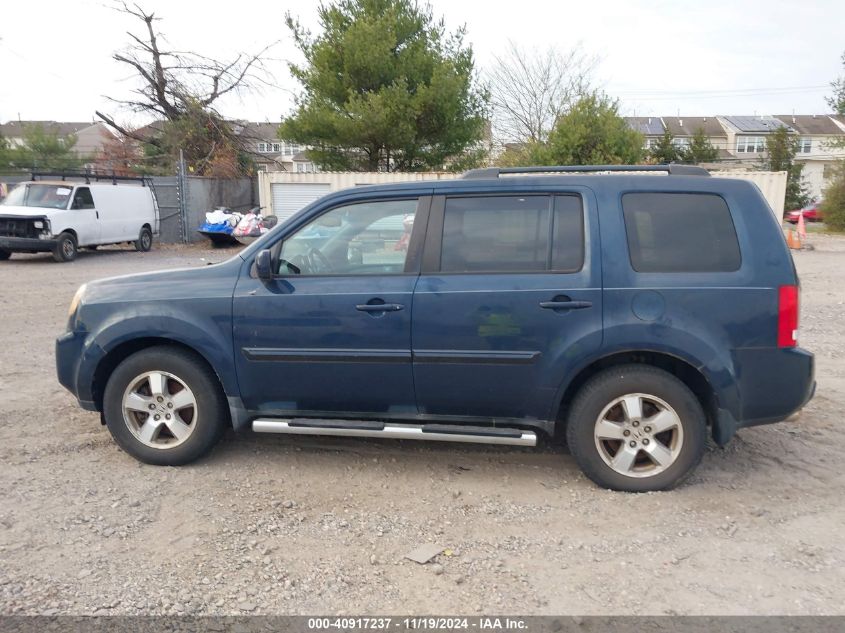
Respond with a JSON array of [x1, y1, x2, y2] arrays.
[[29, 170, 150, 186], [461, 164, 710, 179]]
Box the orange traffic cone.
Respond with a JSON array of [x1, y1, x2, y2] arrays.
[[797, 211, 807, 240], [785, 228, 802, 250]]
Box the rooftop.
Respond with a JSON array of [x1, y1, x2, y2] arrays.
[[773, 114, 844, 135], [662, 116, 726, 137], [720, 116, 792, 134], [0, 120, 104, 137]]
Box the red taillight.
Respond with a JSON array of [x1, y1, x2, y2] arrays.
[[778, 285, 799, 348]]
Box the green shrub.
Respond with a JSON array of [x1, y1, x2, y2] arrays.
[[822, 161, 845, 231]]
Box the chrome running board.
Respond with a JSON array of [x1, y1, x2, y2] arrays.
[[251, 418, 537, 447]]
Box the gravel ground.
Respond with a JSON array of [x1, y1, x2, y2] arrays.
[[0, 237, 844, 616]]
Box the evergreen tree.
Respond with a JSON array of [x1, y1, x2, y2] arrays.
[[821, 161, 845, 230], [280, 0, 488, 171], [827, 51, 845, 116], [681, 128, 718, 164], [505, 93, 643, 166], [650, 130, 680, 164], [4, 124, 83, 171], [764, 126, 809, 210]]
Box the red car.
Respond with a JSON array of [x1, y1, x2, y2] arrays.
[[786, 203, 823, 223]]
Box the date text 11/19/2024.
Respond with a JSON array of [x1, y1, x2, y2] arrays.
[[307, 617, 528, 630]]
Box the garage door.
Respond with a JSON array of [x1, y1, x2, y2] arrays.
[[271, 183, 332, 224]]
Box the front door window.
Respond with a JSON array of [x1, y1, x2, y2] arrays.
[[279, 199, 417, 276]]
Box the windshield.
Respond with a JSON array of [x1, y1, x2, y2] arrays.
[[1, 183, 73, 209]]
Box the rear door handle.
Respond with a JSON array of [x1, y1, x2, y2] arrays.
[[539, 297, 593, 310], [356, 303, 404, 312]]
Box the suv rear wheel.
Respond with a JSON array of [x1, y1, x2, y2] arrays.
[[566, 364, 706, 492], [103, 346, 228, 465]]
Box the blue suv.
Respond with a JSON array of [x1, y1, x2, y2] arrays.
[[56, 165, 815, 491]]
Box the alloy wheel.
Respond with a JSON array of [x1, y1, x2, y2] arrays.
[[121, 371, 198, 448], [593, 393, 684, 478]]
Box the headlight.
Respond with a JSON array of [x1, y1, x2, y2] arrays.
[[33, 221, 43, 229], [68, 283, 87, 319]]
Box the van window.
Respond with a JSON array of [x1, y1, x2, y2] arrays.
[[72, 187, 95, 210], [278, 199, 418, 275], [622, 193, 741, 273], [440, 196, 550, 272]]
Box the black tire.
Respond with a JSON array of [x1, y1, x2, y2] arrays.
[[135, 226, 153, 252], [52, 232, 78, 262], [565, 364, 706, 492], [103, 346, 228, 465], [0, 248, 11, 261]]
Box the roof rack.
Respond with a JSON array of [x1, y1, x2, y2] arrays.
[[29, 170, 150, 186], [461, 164, 710, 179]]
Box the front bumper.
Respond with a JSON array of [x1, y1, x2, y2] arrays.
[[0, 235, 56, 252], [56, 330, 98, 410]]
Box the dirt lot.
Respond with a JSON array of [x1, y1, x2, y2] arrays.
[[0, 236, 844, 616]]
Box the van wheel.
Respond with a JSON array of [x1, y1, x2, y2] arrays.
[[103, 346, 228, 465], [135, 227, 153, 252], [565, 365, 706, 492], [52, 232, 78, 262], [0, 248, 11, 261]]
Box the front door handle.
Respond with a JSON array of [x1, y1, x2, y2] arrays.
[[539, 295, 593, 310], [356, 303, 404, 312]]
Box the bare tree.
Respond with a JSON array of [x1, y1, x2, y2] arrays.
[[95, 3, 276, 175], [487, 41, 596, 147]]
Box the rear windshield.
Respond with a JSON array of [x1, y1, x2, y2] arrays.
[[622, 192, 741, 273], [1, 183, 73, 210]]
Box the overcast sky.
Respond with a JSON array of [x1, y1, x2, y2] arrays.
[[1, 0, 843, 126]]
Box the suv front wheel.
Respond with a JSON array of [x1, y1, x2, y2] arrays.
[[103, 346, 228, 465], [566, 365, 706, 492]]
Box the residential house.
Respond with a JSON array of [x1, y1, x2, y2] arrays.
[[624, 117, 666, 151], [236, 122, 317, 173], [0, 120, 114, 164], [718, 115, 845, 200], [624, 116, 731, 158], [662, 116, 732, 160], [129, 120, 318, 173], [625, 114, 845, 200], [772, 115, 845, 200], [717, 115, 788, 159]]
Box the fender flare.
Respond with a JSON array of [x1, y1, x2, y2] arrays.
[[549, 339, 741, 441], [77, 311, 238, 404]]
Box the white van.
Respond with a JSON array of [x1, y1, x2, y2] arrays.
[[0, 177, 159, 262]]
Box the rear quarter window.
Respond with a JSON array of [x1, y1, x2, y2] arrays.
[[622, 192, 741, 273]]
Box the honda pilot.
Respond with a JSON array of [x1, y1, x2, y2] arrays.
[[56, 165, 815, 492]]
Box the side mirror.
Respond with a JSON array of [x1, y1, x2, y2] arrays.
[[255, 249, 273, 281]]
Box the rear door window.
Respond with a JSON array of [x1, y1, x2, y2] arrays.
[[439, 195, 584, 273], [622, 192, 741, 273], [441, 196, 549, 272]]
